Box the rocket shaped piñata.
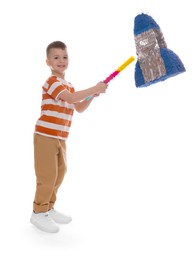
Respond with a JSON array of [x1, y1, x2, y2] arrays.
[[134, 13, 186, 87]]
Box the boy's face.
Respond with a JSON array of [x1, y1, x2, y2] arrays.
[[46, 48, 69, 77]]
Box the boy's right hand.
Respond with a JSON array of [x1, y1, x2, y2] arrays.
[[95, 81, 108, 94]]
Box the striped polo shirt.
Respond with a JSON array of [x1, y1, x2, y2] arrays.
[[35, 75, 75, 140]]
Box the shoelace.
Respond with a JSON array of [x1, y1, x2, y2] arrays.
[[44, 213, 54, 222]]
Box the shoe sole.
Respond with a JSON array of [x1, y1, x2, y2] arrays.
[[30, 219, 60, 233]]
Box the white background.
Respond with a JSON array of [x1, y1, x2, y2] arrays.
[[0, 0, 194, 259]]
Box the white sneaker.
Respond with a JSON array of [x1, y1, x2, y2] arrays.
[[30, 212, 60, 233], [49, 209, 72, 224]]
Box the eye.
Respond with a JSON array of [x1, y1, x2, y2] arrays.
[[64, 56, 68, 59], [54, 57, 58, 60]]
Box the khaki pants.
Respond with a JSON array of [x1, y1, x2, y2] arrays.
[[33, 134, 67, 213]]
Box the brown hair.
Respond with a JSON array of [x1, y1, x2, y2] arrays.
[[46, 41, 67, 57]]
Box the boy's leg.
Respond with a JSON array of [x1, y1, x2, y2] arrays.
[[49, 139, 67, 210], [33, 134, 59, 213]]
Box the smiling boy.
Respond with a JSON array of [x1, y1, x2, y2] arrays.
[[30, 41, 108, 233]]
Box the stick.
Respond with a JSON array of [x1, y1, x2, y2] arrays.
[[86, 56, 135, 100]]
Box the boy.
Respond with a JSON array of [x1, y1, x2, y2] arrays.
[[30, 41, 108, 233]]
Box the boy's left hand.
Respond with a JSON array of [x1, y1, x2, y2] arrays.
[[93, 94, 100, 98]]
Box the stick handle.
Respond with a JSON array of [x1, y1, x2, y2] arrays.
[[86, 56, 135, 100]]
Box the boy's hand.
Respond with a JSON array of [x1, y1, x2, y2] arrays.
[[93, 93, 100, 98], [95, 81, 108, 94]]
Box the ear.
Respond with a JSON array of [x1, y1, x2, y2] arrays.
[[46, 59, 50, 66]]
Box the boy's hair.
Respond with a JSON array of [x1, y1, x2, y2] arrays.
[[46, 41, 67, 57]]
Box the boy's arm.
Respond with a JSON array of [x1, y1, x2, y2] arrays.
[[58, 82, 107, 104], [74, 94, 99, 113]]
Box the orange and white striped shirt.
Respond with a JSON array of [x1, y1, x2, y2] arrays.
[[35, 75, 75, 140]]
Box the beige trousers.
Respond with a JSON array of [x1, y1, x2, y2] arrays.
[[33, 134, 67, 213]]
